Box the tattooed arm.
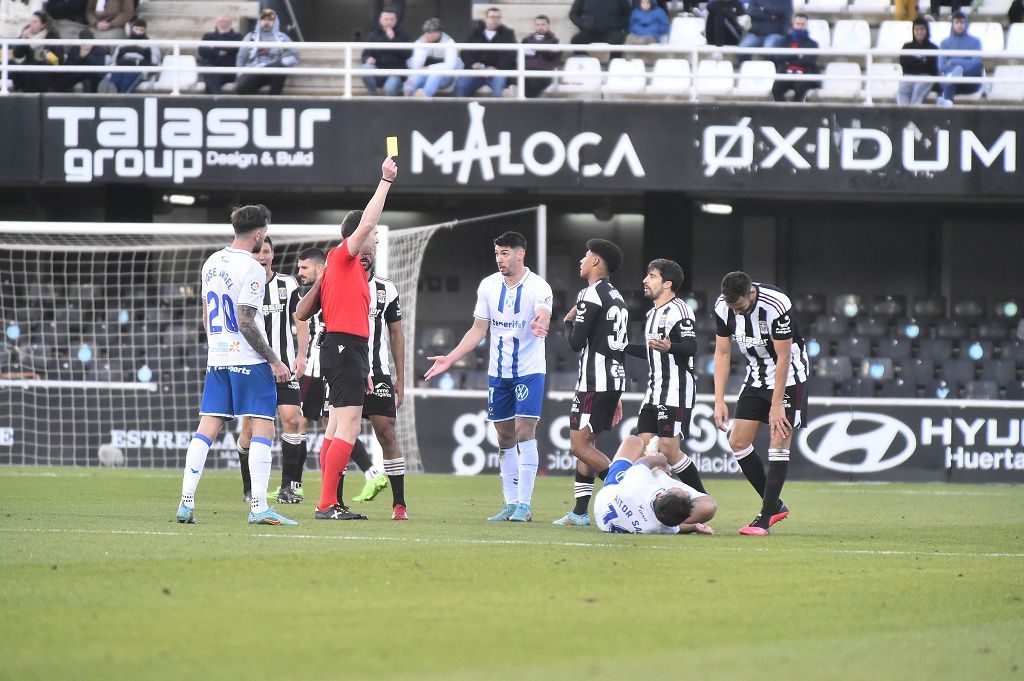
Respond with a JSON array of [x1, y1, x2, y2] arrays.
[[238, 305, 291, 382]]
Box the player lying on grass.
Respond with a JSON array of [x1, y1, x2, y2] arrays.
[[594, 435, 717, 535]]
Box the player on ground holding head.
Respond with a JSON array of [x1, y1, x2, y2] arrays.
[[236, 236, 309, 505], [595, 435, 716, 535], [553, 239, 628, 527], [424, 231, 553, 522], [713, 271, 810, 535], [176, 204, 296, 526], [626, 259, 707, 495], [296, 156, 397, 521]]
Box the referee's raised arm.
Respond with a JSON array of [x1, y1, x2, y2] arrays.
[[346, 157, 398, 257]]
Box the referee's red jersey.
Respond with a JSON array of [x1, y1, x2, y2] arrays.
[[322, 240, 370, 338]]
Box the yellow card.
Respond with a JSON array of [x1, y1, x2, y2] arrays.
[[386, 136, 399, 158]]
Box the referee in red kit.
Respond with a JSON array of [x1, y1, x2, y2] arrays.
[[297, 156, 398, 519]]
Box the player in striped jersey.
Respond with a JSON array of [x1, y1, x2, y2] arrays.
[[712, 271, 810, 536], [625, 259, 707, 495], [236, 237, 309, 504], [553, 239, 627, 527]]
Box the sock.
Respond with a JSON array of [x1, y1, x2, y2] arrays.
[[318, 437, 332, 476], [248, 436, 273, 514], [337, 472, 347, 505], [237, 444, 251, 494], [180, 433, 212, 507], [365, 464, 384, 480], [760, 449, 790, 524], [281, 432, 303, 487], [572, 471, 594, 516], [295, 434, 307, 484], [671, 455, 707, 494], [517, 440, 539, 505], [384, 457, 406, 507], [734, 444, 766, 497], [499, 446, 520, 504], [350, 437, 373, 472], [318, 438, 354, 510]]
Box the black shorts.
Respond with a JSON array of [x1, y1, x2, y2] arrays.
[[636, 403, 692, 439], [320, 332, 370, 409], [569, 390, 622, 433], [734, 383, 809, 428], [276, 378, 301, 407], [363, 374, 397, 419], [299, 374, 328, 421]]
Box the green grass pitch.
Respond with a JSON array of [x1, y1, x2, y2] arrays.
[[1, 468, 1022, 681]]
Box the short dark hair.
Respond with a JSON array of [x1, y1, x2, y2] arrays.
[[793, 12, 808, 20], [132, 18, 147, 28], [230, 204, 271, 235], [494, 231, 527, 250], [721, 271, 753, 305], [298, 247, 326, 264], [262, 236, 274, 251], [536, 14, 550, 22], [653, 492, 694, 527], [586, 238, 623, 274], [648, 259, 684, 293], [341, 210, 363, 238], [78, 27, 94, 39]]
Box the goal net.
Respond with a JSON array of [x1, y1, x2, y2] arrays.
[[0, 221, 444, 471]]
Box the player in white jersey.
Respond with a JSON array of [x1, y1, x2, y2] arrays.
[[425, 231, 553, 523], [713, 271, 809, 536], [235, 237, 310, 505], [625, 259, 707, 496], [176, 204, 296, 526], [595, 435, 716, 535]]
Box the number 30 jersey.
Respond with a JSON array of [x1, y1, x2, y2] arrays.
[[566, 278, 628, 393], [201, 246, 269, 367]]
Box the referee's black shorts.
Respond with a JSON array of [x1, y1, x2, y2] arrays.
[[320, 332, 370, 409]]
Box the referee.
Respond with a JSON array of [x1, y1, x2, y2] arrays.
[[297, 156, 398, 520]]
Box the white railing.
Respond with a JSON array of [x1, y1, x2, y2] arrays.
[[1, 36, 1021, 103]]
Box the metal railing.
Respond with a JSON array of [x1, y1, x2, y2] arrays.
[[2, 36, 1021, 103]]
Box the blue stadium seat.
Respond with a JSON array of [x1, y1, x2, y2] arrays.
[[861, 357, 895, 380], [922, 378, 957, 399], [682, 291, 707, 314], [962, 340, 995, 362], [833, 293, 865, 319], [874, 337, 913, 360], [817, 356, 853, 378], [965, 380, 999, 400]]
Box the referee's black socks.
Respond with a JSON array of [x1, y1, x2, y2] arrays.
[[237, 445, 251, 494]]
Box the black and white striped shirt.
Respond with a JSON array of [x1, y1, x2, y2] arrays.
[[713, 283, 809, 389], [304, 308, 325, 378], [260, 272, 301, 369], [640, 297, 697, 408], [566, 278, 628, 393], [368, 275, 402, 377]]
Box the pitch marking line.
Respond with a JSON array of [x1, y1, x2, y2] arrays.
[[1, 527, 1022, 559]]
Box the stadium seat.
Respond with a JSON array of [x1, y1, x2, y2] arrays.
[[875, 337, 913, 360], [603, 58, 648, 96], [975, 320, 1010, 341], [833, 293, 865, 318], [807, 19, 832, 50], [807, 375, 836, 396], [929, 21, 951, 46], [1006, 380, 1024, 400], [1006, 23, 1024, 54], [848, 0, 890, 18], [670, 16, 707, 43], [646, 58, 692, 96], [868, 62, 902, 100], [682, 291, 707, 313], [0, 345, 11, 371], [988, 65, 1024, 102], [978, 358, 1019, 384], [804, 0, 848, 14], [694, 58, 734, 97], [918, 338, 956, 361], [550, 371, 578, 391], [838, 377, 875, 397], [855, 317, 889, 339], [837, 336, 869, 363], [876, 20, 913, 52], [938, 358, 976, 388], [1001, 340, 1024, 360], [136, 55, 206, 93], [832, 20, 872, 53], [817, 355, 853, 378], [462, 371, 486, 390], [970, 22, 1005, 54], [900, 357, 936, 384], [952, 298, 986, 321], [792, 293, 827, 319], [911, 296, 947, 321], [815, 62, 862, 99], [977, 0, 1012, 17], [961, 339, 995, 361], [731, 59, 776, 98], [965, 380, 999, 399], [871, 294, 906, 320], [813, 315, 851, 336], [725, 373, 745, 395], [420, 325, 455, 348], [861, 357, 895, 380], [805, 337, 826, 359], [879, 377, 917, 397], [935, 320, 969, 341], [557, 56, 603, 95]]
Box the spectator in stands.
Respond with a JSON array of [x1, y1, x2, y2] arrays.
[[98, 18, 158, 93], [403, 18, 463, 97], [455, 8, 517, 98], [894, 0, 915, 21], [59, 27, 106, 92], [522, 14, 561, 98], [928, 0, 966, 20], [199, 15, 242, 95], [936, 11, 982, 107], [897, 17, 938, 105], [738, 0, 791, 61], [569, 0, 633, 46], [10, 10, 63, 93], [362, 8, 412, 96], [625, 0, 669, 60], [235, 8, 299, 96], [85, 0, 134, 40], [705, 0, 750, 46], [370, 0, 405, 29], [44, 0, 87, 41], [1010, 0, 1023, 23], [771, 13, 819, 102]]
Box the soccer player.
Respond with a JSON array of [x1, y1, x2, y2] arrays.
[[176, 204, 296, 526], [712, 271, 810, 535], [236, 236, 309, 505], [594, 435, 716, 535], [625, 259, 707, 494], [424, 231, 553, 522], [553, 239, 628, 527], [296, 156, 398, 521]]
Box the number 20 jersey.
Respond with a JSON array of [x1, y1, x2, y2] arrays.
[[574, 278, 627, 393], [202, 246, 269, 367]]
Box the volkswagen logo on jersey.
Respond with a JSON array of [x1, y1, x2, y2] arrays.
[[799, 412, 916, 473], [515, 384, 530, 401]]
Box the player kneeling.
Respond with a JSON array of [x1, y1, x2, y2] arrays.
[[595, 435, 716, 535]]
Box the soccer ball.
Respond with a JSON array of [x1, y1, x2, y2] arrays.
[[97, 444, 125, 467]]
